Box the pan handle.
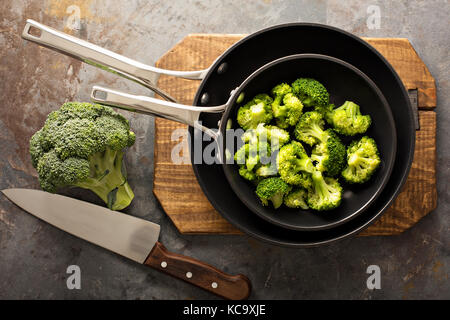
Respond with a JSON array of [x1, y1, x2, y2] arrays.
[[91, 86, 225, 138], [21, 19, 209, 102]]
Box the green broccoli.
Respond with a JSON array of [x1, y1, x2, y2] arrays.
[[236, 94, 274, 130], [327, 101, 371, 136], [314, 103, 335, 123], [30, 102, 136, 211], [294, 111, 346, 176], [294, 111, 326, 146], [242, 123, 290, 150], [255, 177, 292, 209], [310, 130, 346, 177], [284, 188, 309, 209], [291, 78, 329, 108], [234, 141, 271, 181], [342, 136, 381, 183], [277, 141, 314, 189], [307, 170, 342, 211], [270, 83, 303, 128]]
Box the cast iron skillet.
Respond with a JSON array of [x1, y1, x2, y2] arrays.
[[222, 54, 397, 231], [189, 23, 415, 246]]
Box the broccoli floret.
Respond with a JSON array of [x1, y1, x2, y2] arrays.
[[255, 177, 292, 209], [277, 141, 314, 189], [307, 170, 342, 211], [30, 102, 136, 211], [291, 78, 329, 108], [236, 94, 274, 130], [328, 101, 371, 136], [270, 83, 303, 128], [342, 136, 381, 183], [314, 103, 335, 123], [284, 188, 309, 209], [311, 130, 346, 177], [242, 123, 290, 150], [294, 111, 326, 146], [234, 141, 271, 181]]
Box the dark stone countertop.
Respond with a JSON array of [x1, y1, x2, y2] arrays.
[[0, 0, 448, 299]]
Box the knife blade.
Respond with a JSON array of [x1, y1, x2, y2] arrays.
[[1, 188, 251, 300]]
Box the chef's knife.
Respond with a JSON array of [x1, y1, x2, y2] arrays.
[[1, 188, 251, 300]]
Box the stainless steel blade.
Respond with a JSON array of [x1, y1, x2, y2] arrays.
[[1, 189, 160, 263]]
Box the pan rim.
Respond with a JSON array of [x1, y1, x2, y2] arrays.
[[218, 53, 397, 231], [189, 23, 415, 247]]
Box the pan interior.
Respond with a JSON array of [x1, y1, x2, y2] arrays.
[[220, 54, 397, 231]]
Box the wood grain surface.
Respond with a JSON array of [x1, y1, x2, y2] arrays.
[[152, 35, 437, 235]]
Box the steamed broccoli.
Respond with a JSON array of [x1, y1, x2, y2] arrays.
[[242, 123, 290, 150], [284, 188, 309, 209], [234, 141, 271, 181], [270, 83, 303, 128], [314, 103, 335, 123], [277, 141, 314, 189], [291, 78, 329, 108], [310, 130, 346, 177], [327, 101, 371, 136], [30, 102, 136, 211], [237, 94, 274, 130], [256, 177, 292, 209], [342, 136, 381, 183], [294, 111, 326, 146], [307, 170, 342, 211]]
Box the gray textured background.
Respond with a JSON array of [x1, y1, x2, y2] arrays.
[[0, 0, 448, 299]]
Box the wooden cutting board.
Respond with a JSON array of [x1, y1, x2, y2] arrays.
[[152, 35, 437, 236]]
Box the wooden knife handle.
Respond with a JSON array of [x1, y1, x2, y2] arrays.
[[144, 241, 251, 300]]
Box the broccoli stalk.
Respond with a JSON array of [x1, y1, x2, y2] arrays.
[[328, 101, 371, 136], [342, 136, 381, 183], [307, 170, 342, 211], [256, 177, 292, 209], [30, 102, 136, 211], [75, 148, 134, 210]]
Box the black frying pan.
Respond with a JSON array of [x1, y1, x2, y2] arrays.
[[222, 55, 397, 231]]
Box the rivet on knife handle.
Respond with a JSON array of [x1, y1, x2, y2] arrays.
[[144, 242, 251, 300]]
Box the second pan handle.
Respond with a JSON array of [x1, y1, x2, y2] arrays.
[[22, 19, 209, 102], [91, 86, 226, 138]]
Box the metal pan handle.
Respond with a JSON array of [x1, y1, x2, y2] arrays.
[[91, 86, 226, 138], [22, 19, 209, 102]]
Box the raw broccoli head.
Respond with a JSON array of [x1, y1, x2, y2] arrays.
[[256, 177, 292, 209], [284, 188, 309, 210], [277, 141, 314, 189], [342, 136, 381, 183], [234, 141, 271, 181], [29, 102, 136, 211], [291, 78, 329, 108], [294, 111, 326, 146], [307, 170, 342, 211], [328, 101, 371, 136], [236, 94, 274, 130], [311, 129, 346, 177]]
